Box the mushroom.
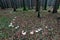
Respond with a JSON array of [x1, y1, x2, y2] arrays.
[[30, 31, 34, 35], [22, 30, 26, 35]]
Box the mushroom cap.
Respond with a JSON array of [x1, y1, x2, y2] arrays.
[[30, 31, 34, 34], [22, 30, 26, 35]]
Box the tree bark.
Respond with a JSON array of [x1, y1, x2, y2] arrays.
[[0, 0, 5, 9], [36, 0, 39, 11], [36, 0, 40, 18], [13, 0, 16, 11], [23, 0, 26, 11], [52, 0, 60, 13], [43, 0, 47, 10]]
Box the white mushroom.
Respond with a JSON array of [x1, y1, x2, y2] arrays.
[[13, 19, 15, 21], [10, 22, 13, 25], [14, 17, 17, 18], [9, 24, 12, 27], [35, 30, 39, 33], [9, 23, 13, 27], [15, 27, 18, 29], [30, 31, 34, 35], [11, 25, 14, 28], [45, 26, 48, 28], [9, 23, 15, 28], [22, 30, 26, 35], [17, 26, 19, 28], [15, 25, 19, 29], [38, 28, 42, 31]]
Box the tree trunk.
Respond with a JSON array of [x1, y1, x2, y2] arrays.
[[43, 0, 47, 10], [23, 0, 26, 11], [52, 0, 60, 13], [13, 0, 16, 11], [27, 0, 30, 9], [36, 0, 40, 18], [38, 11, 40, 18], [6, 0, 9, 8], [36, 0, 39, 11], [0, 0, 5, 9], [14, 7, 16, 11], [31, 0, 33, 9]]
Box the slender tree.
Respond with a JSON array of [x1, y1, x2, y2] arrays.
[[36, 0, 39, 11], [38, 11, 40, 18], [0, 0, 1, 7], [8, 0, 12, 8], [31, 0, 33, 9], [43, 0, 47, 10], [52, 0, 60, 13], [36, 0, 40, 18], [30, 0, 32, 9], [5, 0, 9, 8], [20, 0, 23, 8], [23, 0, 27, 11], [13, 0, 16, 11], [0, 0, 5, 9], [27, 0, 31, 9], [27, 0, 33, 9]]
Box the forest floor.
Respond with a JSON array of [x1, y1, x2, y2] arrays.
[[0, 8, 60, 40]]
